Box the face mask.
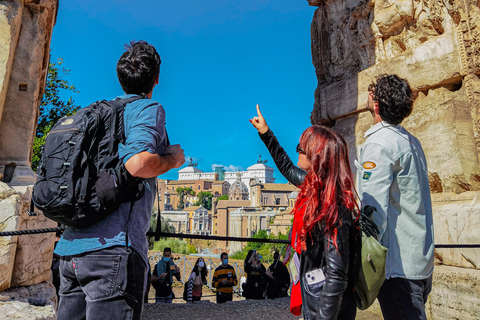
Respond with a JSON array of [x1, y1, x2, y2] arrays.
[[163, 257, 170, 262], [198, 261, 205, 268], [222, 258, 229, 265]]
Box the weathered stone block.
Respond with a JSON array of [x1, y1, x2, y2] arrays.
[[0, 0, 22, 126], [0, 182, 21, 291], [0, 281, 56, 320], [404, 86, 480, 193], [427, 264, 480, 320], [432, 192, 480, 269], [11, 186, 56, 287]]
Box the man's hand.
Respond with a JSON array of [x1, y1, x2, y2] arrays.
[[174, 265, 180, 273], [164, 144, 185, 169], [160, 273, 168, 279], [221, 279, 232, 286], [249, 104, 269, 134]]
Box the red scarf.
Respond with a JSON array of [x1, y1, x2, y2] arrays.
[[289, 198, 307, 316]]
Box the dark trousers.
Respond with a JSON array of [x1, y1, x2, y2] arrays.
[[216, 291, 233, 303], [57, 246, 147, 320], [377, 276, 433, 320]]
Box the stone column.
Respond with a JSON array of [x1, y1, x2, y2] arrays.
[[0, 0, 57, 186], [0, 1, 59, 318]]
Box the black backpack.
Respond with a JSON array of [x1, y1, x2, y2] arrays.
[[32, 95, 146, 228]]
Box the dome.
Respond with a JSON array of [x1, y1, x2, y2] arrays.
[[229, 178, 248, 193]]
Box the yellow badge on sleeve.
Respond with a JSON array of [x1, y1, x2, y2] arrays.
[[363, 162, 376, 170], [363, 172, 372, 180]]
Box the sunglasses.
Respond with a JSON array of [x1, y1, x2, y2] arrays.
[[296, 144, 305, 154], [368, 82, 375, 92]]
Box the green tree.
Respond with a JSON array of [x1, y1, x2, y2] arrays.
[[175, 187, 195, 210], [195, 191, 213, 210], [229, 231, 289, 264], [217, 194, 229, 201], [32, 58, 79, 171]]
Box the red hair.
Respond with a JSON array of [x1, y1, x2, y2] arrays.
[[292, 126, 359, 250]]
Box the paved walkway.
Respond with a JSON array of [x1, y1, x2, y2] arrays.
[[141, 296, 383, 320]]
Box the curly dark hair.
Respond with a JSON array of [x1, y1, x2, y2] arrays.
[[116, 40, 161, 95], [372, 74, 413, 125]]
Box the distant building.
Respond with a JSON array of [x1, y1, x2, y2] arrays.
[[157, 178, 230, 211], [183, 206, 211, 235], [250, 182, 299, 209], [160, 211, 188, 234], [177, 155, 275, 197]]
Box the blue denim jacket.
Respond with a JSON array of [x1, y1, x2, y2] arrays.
[[55, 95, 167, 265], [356, 121, 434, 280]]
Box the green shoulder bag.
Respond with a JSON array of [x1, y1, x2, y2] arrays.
[[354, 205, 388, 310]]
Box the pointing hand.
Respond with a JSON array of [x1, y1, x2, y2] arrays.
[[249, 104, 269, 134]]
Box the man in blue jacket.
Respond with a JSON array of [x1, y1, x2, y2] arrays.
[[357, 74, 434, 320], [54, 41, 185, 320], [151, 247, 181, 303]]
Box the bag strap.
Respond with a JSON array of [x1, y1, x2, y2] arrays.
[[359, 205, 379, 237]]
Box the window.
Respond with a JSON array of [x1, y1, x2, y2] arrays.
[[276, 198, 281, 205]]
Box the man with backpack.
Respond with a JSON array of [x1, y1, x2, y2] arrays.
[[357, 74, 434, 320], [53, 41, 185, 320]]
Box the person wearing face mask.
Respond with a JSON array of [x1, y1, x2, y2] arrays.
[[151, 247, 181, 303], [242, 250, 267, 300], [184, 258, 208, 302], [212, 252, 238, 303]]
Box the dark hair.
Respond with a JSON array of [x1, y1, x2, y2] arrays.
[[372, 74, 413, 125], [116, 40, 161, 95], [294, 126, 359, 250], [163, 247, 171, 254], [192, 258, 208, 282], [244, 250, 254, 272], [220, 252, 228, 260]]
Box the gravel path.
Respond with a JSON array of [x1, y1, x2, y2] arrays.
[[141, 296, 383, 320]]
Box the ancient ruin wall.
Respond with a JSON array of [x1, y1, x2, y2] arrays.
[[307, 0, 480, 265], [0, 1, 58, 317], [307, 1, 480, 318]]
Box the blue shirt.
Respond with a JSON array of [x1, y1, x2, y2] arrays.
[[356, 121, 434, 280], [54, 95, 168, 265]]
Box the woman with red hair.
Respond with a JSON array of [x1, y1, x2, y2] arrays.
[[250, 105, 358, 320]]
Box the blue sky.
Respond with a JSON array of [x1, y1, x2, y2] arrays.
[[50, 0, 317, 183]]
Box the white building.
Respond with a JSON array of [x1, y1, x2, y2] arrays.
[[178, 157, 275, 197]]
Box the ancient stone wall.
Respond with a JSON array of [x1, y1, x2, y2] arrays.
[[307, 0, 480, 318], [0, 0, 58, 318]]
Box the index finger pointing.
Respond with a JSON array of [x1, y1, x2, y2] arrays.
[[256, 104, 263, 118]]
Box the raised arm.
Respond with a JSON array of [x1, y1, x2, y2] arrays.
[[249, 104, 306, 187]]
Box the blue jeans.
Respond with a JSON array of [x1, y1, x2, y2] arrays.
[[57, 246, 147, 320], [155, 294, 173, 303], [377, 276, 432, 320]]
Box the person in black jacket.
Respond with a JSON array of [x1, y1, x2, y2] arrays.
[[250, 104, 358, 320], [265, 251, 291, 299], [242, 250, 267, 300]]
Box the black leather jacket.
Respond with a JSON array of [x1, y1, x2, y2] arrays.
[[259, 128, 354, 320], [259, 129, 306, 187]]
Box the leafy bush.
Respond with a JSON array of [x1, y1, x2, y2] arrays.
[[229, 231, 289, 264], [152, 238, 190, 254]]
